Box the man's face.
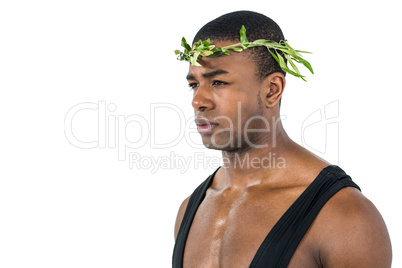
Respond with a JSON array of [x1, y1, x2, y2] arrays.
[[186, 41, 270, 153]]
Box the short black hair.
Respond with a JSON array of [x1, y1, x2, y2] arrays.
[[193, 10, 286, 80]]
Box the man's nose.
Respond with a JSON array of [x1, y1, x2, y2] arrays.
[[192, 84, 214, 112]]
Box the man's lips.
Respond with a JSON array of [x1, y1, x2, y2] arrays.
[[195, 118, 218, 135]]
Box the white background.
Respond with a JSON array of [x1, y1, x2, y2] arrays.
[[1, 0, 401, 267]]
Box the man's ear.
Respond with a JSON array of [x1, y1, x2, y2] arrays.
[[261, 72, 286, 108]]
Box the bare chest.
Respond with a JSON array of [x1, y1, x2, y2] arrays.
[[182, 189, 319, 268]]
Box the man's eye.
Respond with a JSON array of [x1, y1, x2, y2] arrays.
[[188, 83, 199, 90], [212, 80, 227, 86]]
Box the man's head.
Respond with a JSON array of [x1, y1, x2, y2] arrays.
[[188, 11, 286, 153], [193, 10, 286, 80]]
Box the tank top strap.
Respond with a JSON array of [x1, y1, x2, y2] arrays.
[[250, 165, 360, 267], [172, 166, 221, 268]]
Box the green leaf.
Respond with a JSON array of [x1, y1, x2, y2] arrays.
[[284, 53, 300, 75], [253, 39, 270, 44], [240, 25, 248, 44], [246, 44, 258, 48], [200, 51, 213, 56], [295, 49, 312, 54], [295, 56, 314, 74], [231, 47, 243, 52], [191, 51, 201, 66], [277, 53, 287, 70], [276, 48, 295, 57], [196, 44, 206, 51], [202, 39, 211, 46], [181, 37, 191, 52], [268, 50, 279, 63], [174, 50, 180, 55], [206, 50, 224, 58]]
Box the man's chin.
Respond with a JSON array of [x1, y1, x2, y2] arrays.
[[201, 138, 238, 151]]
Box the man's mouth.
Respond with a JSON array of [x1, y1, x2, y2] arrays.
[[195, 118, 219, 135]]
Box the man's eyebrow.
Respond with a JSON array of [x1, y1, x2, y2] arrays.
[[186, 73, 196, 81], [186, 69, 229, 80]]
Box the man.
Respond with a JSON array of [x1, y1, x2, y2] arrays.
[[172, 11, 392, 267]]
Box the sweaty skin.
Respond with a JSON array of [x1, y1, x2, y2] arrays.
[[174, 41, 392, 267]]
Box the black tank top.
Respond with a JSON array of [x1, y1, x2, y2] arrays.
[[172, 165, 360, 268]]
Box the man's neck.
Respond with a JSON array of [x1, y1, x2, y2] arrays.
[[218, 126, 298, 190]]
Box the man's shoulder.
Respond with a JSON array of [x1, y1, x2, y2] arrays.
[[310, 186, 392, 267], [318, 185, 382, 231]]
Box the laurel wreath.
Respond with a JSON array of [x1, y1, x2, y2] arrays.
[[175, 25, 314, 81]]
